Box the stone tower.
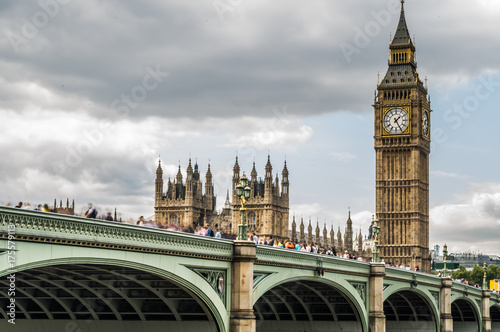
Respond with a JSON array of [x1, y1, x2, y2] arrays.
[[344, 210, 354, 254], [374, 0, 431, 271], [154, 159, 216, 226], [231, 155, 289, 241]]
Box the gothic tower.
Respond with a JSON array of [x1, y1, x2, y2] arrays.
[[155, 160, 163, 206], [344, 210, 353, 254], [154, 159, 216, 226], [230, 155, 290, 240], [374, 1, 431, 271]]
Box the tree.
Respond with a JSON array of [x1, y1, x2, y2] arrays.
[[487, 264, 500, 282], [469, 264, 484, 286], [451, 265, 470, 281]]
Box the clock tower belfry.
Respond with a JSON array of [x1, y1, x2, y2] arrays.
[[374, 0, 431, 271]]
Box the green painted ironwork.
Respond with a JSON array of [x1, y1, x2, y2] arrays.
[[0, 207, 233, 259], [191, 268, 228, 307], [349, 282, 367, 302]]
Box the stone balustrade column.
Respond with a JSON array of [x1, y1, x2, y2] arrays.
[[482, 289, 491, 332], [230, 240, 257, 332], [440, 278, 453, 332], [369, 262, 386, 332]]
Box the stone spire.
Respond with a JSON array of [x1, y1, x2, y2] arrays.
[[224, 189, 231, 209], [337, 225, 343, 252], [281, 160, 289, 197], [232, 156, 240, 201], [155, 159, 164, 202], [251, 161, 257, 181], [315, 219, 320, 245], [307, 217, 312, 244], [344, 209, 354, 254], [357, 229, 363, 255], [323, 223, 328, 248], [176, 164, 183, 184], [391, 0, 413, 46], [291, 213, 297, 243], [330, 225, 335, 250], [299, 216, 305, 244]]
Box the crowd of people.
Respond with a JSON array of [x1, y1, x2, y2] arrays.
[[4, 201, 52, 212], [246, 232, 369, 261]]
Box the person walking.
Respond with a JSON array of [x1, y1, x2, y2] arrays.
[[85, 203, 98, 218], [136, 216, 145, 226]]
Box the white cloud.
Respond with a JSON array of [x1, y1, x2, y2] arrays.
[[222, 111, 313, 150], [430, 185, 500, 255]]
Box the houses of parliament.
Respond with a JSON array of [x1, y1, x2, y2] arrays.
[[154, 156, 290, 241], [154, 1, 432, 268], [154, 156, 374, 258]]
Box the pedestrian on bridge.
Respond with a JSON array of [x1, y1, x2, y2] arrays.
[[84, 203, 98, 218]]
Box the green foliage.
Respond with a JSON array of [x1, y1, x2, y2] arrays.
[[451, 265, 470, 281], [487, 264, 500, 281], [469, 264, 484, 286]]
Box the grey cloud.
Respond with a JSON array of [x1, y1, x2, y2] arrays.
[[4, 0, 497, 121]]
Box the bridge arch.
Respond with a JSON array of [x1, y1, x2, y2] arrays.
[[451, 297, 481, 332], [253, 274, 368, 332], [0, 255, 228, 332], [383, 287, 439, 332], [491, 304, 500, 332]]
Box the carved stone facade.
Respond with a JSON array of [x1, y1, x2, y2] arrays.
[[53, 198, 75, 215], [289, 212, 373, 260], [154, 159, 216, 227], [374, 1, 431, 271], [154, 156, 290, 241], [230, 156, 290, 241]]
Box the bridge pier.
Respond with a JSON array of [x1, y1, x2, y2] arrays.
[[440, 278, 453, 332], [230, 240, 257, 332], [369, 262, 386, 332], [482, 289, 492, 332]]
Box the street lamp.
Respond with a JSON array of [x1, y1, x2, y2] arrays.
[[483, 262, 488, 290], [442, 243, 448, 278], [372, 217, 381, 263], [236, 172, 251, 241]]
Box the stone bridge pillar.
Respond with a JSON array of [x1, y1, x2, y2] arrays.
[[440, 278, 453, 332], [482, 289, 491, 332], [230, 240, 257, 332], [369, 262, 386, 332]]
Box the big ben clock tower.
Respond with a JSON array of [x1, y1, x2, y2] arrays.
[[374, 0, 431, 271]]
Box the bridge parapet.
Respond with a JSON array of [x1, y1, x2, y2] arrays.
[[384, 266, 442, 289], [0, 206, 233, 259], [255, 245, 371, 276], [451, 280, 485, 299]]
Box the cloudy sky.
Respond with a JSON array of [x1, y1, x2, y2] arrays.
[[1, 0, 499, 256]]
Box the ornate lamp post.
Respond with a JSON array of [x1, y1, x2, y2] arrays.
[[442, 243, 448, 278], [483, 262, 488, 290], [235, 172, 251, 241], [372, 217, 381, 263]]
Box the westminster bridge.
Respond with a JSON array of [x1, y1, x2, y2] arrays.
[[1, 206, 499, 332]]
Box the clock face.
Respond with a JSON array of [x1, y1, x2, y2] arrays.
[[384, 108, 409, 134], [422, 111, 429, 136]]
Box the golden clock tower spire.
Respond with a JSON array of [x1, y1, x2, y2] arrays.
[[374, 1, 431, 271]]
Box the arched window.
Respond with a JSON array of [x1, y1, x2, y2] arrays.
[[170, 214, 178, 225], [248, 213, 256, 229]]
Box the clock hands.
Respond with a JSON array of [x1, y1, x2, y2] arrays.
[[392, 116, 403, 131]]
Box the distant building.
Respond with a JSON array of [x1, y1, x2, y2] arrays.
[[154, 156, 290, 240], [53, 198, 75, 215], [229, 156, 289, 241], [433, 252, 500, 270], [288, 211, 374, 260], [154, 159, 216, 227]]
